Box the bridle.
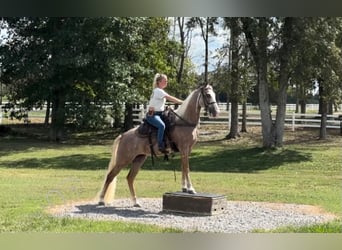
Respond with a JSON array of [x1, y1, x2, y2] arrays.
[[200, 85, 217, 109], [171, 86, 217, 127]]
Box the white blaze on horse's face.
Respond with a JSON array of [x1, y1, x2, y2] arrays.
[[202, 85, 220, 117]]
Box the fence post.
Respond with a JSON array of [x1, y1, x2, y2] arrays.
[[292, 112, 295, 131], [139, 105, 145, 121], [228, 109, 231, 127]]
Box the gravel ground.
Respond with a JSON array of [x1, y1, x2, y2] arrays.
[[48, 198, 337, 233]]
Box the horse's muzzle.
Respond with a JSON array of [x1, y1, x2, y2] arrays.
[[208, 105, 219, 118]]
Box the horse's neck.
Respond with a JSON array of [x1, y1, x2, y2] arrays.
[[176, 89, 201, 125]]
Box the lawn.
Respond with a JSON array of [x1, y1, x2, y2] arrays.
[[0, 125, 341, 232]]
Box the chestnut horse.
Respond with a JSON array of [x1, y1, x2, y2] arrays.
[[98, 85, 219, 207]]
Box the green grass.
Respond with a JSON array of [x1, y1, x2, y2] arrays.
[[254, 219, 342, 233], [0, 126, 341, 232]]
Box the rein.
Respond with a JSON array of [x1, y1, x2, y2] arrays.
[[170, 108, 197, 127]]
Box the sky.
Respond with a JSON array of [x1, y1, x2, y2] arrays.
[[0, 28, 7, 45], [187, 21, 229, 74]]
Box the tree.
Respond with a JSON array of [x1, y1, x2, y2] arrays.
[[169, 17, 197, 99], [0, 17, 194, 136], [242, 17, 273, 148], [289, 17, 342, 139], [305, 18, 342, 139], [273, 17, 301, 147], [239, 43, 257, 133], [187, 17, 218, 84], [1, 18, 120, 140], [241, 17, 303, 148], [0, 18, 148, 139], [225, 18, 240, 139], [120, 17, 195, 130]]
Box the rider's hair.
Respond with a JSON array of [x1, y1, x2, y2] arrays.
[[152, 73, 167, 88]]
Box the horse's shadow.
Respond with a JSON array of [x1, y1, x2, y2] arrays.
[[74, 203, 162, 219]]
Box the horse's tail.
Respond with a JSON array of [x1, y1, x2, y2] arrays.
[[101, 134, 122, 204]]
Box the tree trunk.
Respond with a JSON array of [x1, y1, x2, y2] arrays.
[[204, 19, 209, 84], [258, 63, 274, 148], [328, 101, 333, 115], [44, 98, 51, 126], [274, 78, 287, 147], [300, 99, 306, 114], [49, 88, 66, 142], [257, 20, 274, 148], [176, 17, 186, 86], [227, 101, 239, 139], [319, 82, 327, 139], [113, 111, 122, 128], [241, 101, 247, 133], [320, 111, 328, 139], [274, 17, 295, 147], [226, 18, 240, 139], [242, 17, 273, 148], [124, 103, 134, 131]]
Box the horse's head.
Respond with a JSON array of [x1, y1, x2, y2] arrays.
[[200, 85, 220, 117]]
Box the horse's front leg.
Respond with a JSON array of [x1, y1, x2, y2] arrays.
[[127, 155, 147, 207], [180, 153, 196, 194]]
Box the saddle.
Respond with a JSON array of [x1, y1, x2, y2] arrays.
[[136, 107, 179, 158]]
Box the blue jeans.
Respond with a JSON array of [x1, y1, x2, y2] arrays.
[[146, 113, 165, 149]]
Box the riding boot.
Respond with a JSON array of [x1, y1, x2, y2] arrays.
[[158, 146, 169, 154]]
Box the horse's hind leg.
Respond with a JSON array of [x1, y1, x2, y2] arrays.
[[127, 154, 147, 207], [98, 164, 123, 205]]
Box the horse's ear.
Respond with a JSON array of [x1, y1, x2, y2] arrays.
[[200, 82, 208, 88], [203, 83, 211, 89]]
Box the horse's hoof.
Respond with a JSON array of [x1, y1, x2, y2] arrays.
[[98, 201, 105, 206], [187, 190, 196, 194], [133, 203, 141, 208], [182, 188, 188, 193]]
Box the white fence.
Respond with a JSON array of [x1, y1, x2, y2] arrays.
[[133, 104, 342, 131], [1, 103, 341, 131]]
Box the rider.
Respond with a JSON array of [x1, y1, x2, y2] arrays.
[[146, 73, 183, 153]]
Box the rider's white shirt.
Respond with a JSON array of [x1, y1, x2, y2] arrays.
[[148, 88, 168, 111]]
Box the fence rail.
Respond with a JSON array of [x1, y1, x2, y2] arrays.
[[1, 103, 341, 131], [133, 105, 342, 131]]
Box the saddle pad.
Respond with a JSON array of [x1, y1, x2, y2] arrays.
[[136, 120, 157, 138]]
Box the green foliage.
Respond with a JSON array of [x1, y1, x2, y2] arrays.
[[289, 17, 342, 107], [0, 17, 191, 133]]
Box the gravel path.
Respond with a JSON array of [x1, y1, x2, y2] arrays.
[[48, 198, 336, 233]]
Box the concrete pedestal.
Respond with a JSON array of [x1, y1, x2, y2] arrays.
[[162, 192, 226, 216]]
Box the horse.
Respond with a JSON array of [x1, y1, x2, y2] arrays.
[[98, 84, 219, 207]]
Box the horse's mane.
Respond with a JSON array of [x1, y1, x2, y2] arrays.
[[175, 88, 200, 118]]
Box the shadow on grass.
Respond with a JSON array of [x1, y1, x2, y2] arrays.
[[0, 137, 66, 157], [0, 126, 119, 157], [192, 147, 312, 172], [1, 154, 109, 170], [143, 147, 312, 173], [1, 146, 312, 173], [1, 133, 312, 173]]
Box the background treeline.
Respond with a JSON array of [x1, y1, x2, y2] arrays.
[[0, 17, 341, 147]]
